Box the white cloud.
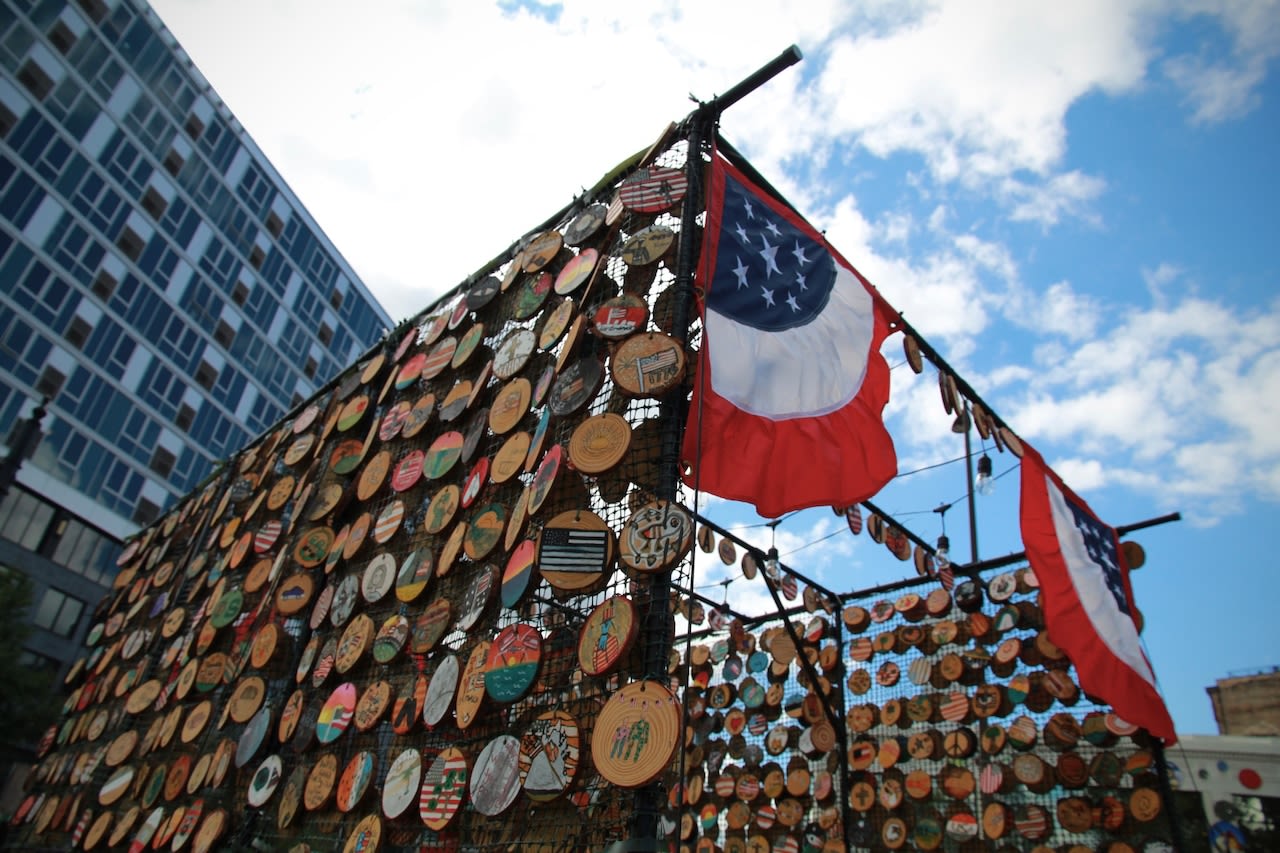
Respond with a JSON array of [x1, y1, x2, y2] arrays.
[[1162, 0, 1280, 123], [1000, 170, 1107, 227]]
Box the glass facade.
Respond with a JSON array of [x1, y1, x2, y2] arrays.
[[0, 0, 391, 674]]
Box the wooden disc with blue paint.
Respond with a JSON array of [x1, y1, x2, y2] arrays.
[[316, 682, 357, 745], [484, 624, 542, 703], [578, 595, 638, 678], [501, 540, 538, 609]]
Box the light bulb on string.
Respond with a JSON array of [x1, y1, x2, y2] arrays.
[[932, 503, 951, 569], [975, 452, 994, 496]]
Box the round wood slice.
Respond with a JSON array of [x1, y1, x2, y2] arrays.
[[456, 563, 498, 633], [423, 654, 461, 729], [468, 736, 521, 819], [235, 704, 272, 769], [568, 412, 631, 475], [619, 225, 675, 267], [454, 641, 491, 730], [484, 623, 542, 704], [337, 750, 376, 814], [527, 442, 561, 514], [341, 813, 381, 853], [619, 499, 694, 573], [247, 754, 282, 808], [512, 271, 553, 320], [381, 747, 421, 820], [394, 549, 435, 604], [418, 747, 470, 831], [423, 431, 464, 480], [354, 679, 392, 731], [372, 615, 409, 665], [619, 166, 687, 213], [537, 509, 615, 591], [593, 680, 681, 788], [519, 710, 580, 802], [316, 682, 357, 744], [489, 377, 531, 435], [492, 431, 531, 484], [578, 595, 638, 677], [411, 598, 452, 655], [390, 675, 426, 736], [611, 332, 686, 397], [564, 204, 605, 246]]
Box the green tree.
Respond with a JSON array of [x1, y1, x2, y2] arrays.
[[0, 571, 60, 759]]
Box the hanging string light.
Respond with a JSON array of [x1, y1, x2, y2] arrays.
[[976, 451, 995, 496]]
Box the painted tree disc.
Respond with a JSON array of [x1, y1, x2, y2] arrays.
[[537, 509, 614, 592], [423, 484, 460, 534], [394, 549, 435, 603], [455, 641, 491, 730], [578, 595, 638, 677], [519, 710, 580, 802], [593, 294, 649, 340], [619, 500, 694, 573], [381, 748, 421, 820], [494, 329, 537, 380], [484, 624, 542, 703], [419, 747, 470, 831], [593, 680, 682, 788], [373, 614, 409, 664], [337, 751, 376, 814], [316, 682, 357, 744], [469, 735, 522, 817], [422, 337, 457, 380], [353, 680, 392, 732], [501, 540, 539, 609], [423, 654, 461, 729]]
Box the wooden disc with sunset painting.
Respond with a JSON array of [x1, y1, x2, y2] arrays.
[[394, 548, 435, 603], [464, 503, 506, 561], [423, 431, 464, 480], [484, 624, 542, 703], [578, 595, 637, 677]]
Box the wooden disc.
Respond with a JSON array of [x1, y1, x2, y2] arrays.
[[423, 431, 464, 480], [390, 675, 426, 736], [537, 509, 615, 591], [335, 613, 374, 673], [329, 573, 360, 628], [568, 413, 631, 474], [316, 682, 357, 744], [464, 503, 506, 561], [372, 614, 409, 665], [235, 705, 272, 769], [423, 654, 461, 728], [456, 563, 499, 633], [619, 225, 675, 267], [593, 680, 681, 788], [337, 751, 376, 813], [619, 500, 694, 573], [489, 377, 531, 435], [228, 676, 266, 724], [527, 443, 562, 515], [578, 595, 638, 677], [469, 735, 522, 817], [455, 640, 491, 730], [361, 553, 396, 604], [423, 484, 460, 535], [553, 248, 597, 295], [411, 598, 452, 656], [394, 549, 435, 603], [342, 813, 381, 853], [520, 710, 580, 802], [98, 766, 134, 806], [381, 748, 421, 819], [619, 166, 687, 213], [494, 328, 537, 380], [484, 624, 542, 703], [548, 357, 604, 417], [303, 753, 339, 812], [593, 294, 648, 341], [611, 332, 685, 397], [247, 754, 282, 808], [418, 747, 470, 831], [522, 230, 563, 272]]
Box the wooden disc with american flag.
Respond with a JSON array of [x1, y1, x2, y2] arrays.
[[619, 166, 687, 213], [578, 595, 637, 677], [536, 510, 615, 592]]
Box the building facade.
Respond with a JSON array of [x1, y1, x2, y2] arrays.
[[0, 0, 390, 680], [1208, 669, 1280, 737]]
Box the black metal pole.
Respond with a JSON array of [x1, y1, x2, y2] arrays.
[[1153, 739, 1188, 852], [964, 404, 979, 563]]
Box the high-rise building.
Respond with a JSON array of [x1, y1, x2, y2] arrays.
[[0, 0, 391, 682]]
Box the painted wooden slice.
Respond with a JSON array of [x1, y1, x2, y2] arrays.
[[612, 331, 686, 397], [564, 204, 606, 245], [501, 539, 538, 609], [537, 509, 614, 592], [489, 377, 531, 435], [464, 503, 506, 561], [418, 747, 470, 831], [99, 765, 134, 806], [422, 336, 457, 381], [512, 271, 553, 320], [316, 682, 357, 744], [423, 654, 461, 729], [527, 443, 561, 515], [619, 225, 675, 267], [538, 298, 575, 350], [548, 357, 604, 417], [337, 751, 376, 814], [619, 166, 687, 213], [411, 598, 452, 655], [381, 748, 421, 819], [494, 329, 537, 380], [247, 754, 282, 808], [455, 641, 491, 730], [568, 412, 631, 474], [491, 431, 530, 484], [578, 595, 638, 677], [484, 624, 542, 703], [235, 704, 272, 769], [329, 574, 360, 628], [335, 612, 374, 673], [342, 813, 382, 853], [593, 680, 681, 788], [277, 689, 305, 744], [391, 675, 427, 737], [303, 753, 339, 812], [372, 615, 409, 665], [423, 431, 464, 480], [394, 549, 434, 603], [401, 392, 436, 439], [337, 395, 369, 432], [293, 527, 335, 569], [228, 676, 266, 724], [519, 710, 580, 802], [353, 679, 391, 733], [553, 248, 597, 295], [456, 563, 499, 633], [342, 512, 372, 561], [619, 499, 694, 573], [361, 553, 396, 604], [470, 735, 522, 817]]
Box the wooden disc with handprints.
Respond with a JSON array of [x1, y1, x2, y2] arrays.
[[537, 509, 615, 592], [501, 539, 539, 609], [519, 710, 581, 802], [548, 357, 604, 417], [470, 735, 522, 817], [373, 614, 409, 664], [612, 332, 685, 397], [423, 431, 464, 479], [423, 654, 461, 729], [484, 624, 542, 704], [381, 748, 421, 820], [579, 595, 638, 677], [568, 412, 631, 474], [354, 680, 392, 732], [593, 680, 681, 788], [455, 641, 491, 730], [418, 747, 470, 831], [411, 598, 452, 655], [619, 499, 694, 573], [316, 682, 357, 745]]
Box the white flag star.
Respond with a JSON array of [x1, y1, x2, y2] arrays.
[[742, 198, 755, 219], [758, 236, 781, 279], [734, 223, 749, 243], [765, 220, 781, 238], [786, 292, 801, 312], [760, 287, 775, 308], [732, 257, 750, 289], [795, 271, 807, 291], [792, 241, 810, 266]]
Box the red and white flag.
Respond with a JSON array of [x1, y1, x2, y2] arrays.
[[682, 153, 897, 518], [1019, 442, 1175, 743]]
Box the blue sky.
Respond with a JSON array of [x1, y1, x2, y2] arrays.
[[151, 0, 1279, 736]]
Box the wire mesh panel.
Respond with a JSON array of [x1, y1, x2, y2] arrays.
[[12, 136, 705, 852]]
